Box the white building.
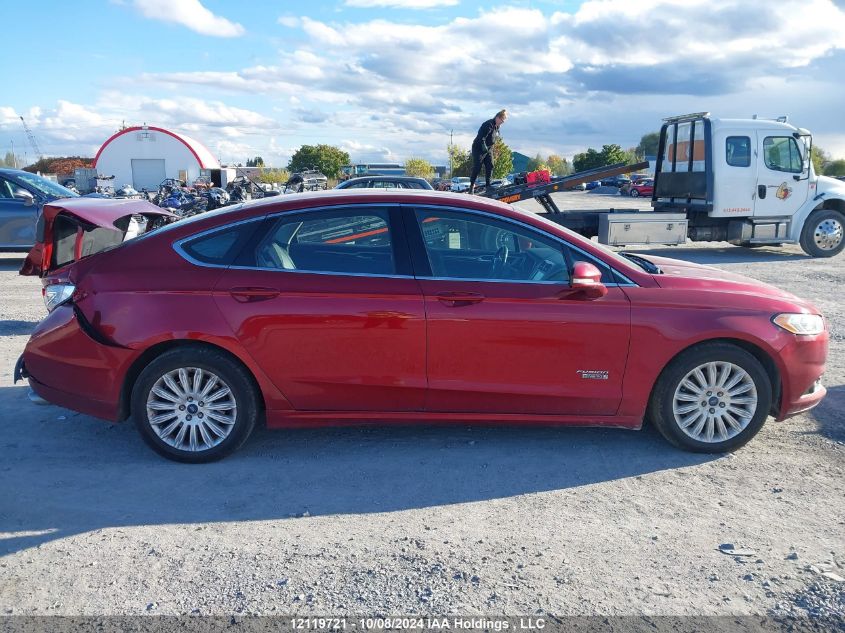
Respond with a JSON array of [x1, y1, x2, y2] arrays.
[[93, 126, 220, 190]]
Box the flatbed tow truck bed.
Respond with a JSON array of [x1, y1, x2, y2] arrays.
[[479, 161, 691, 246]]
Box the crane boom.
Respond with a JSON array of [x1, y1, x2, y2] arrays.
[[19, 116, 43, 160]]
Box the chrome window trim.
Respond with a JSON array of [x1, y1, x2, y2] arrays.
[[225, 265, 413, 280], [407, 203, 639, 287]]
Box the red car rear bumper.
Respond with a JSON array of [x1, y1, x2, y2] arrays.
[[22, 304, 135, 422]]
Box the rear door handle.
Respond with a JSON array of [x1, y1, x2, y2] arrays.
[[434, 291, 485, 307], [229, 287, 280, 303]]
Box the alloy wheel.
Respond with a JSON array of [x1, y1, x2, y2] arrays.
[[671, 361, 758, 443], [145, 367, 237, 452]]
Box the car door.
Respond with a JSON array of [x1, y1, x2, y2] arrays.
[[210, 205, 427, 412], [405, 205, 632, 416], [755, 133, 810, 217], [0, 176, 38, 248]]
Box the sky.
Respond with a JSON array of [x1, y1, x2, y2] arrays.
[[2, 0, 845, 168]]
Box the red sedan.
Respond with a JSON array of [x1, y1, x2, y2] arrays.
[[629, 179, 654, 197], [15, 192, 827, 462]]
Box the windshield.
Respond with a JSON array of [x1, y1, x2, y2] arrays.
[[13, 172, 79, 199]]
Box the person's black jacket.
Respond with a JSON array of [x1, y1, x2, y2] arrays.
[[472, 118, 500, 155]]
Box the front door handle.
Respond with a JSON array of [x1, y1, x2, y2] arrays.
[[758, 184, 767, 199], [434, 291, 485, 307], [229, 287, 280, 303]]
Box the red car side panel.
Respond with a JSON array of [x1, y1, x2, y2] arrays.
[[419, 280, 631, 415], [615, 287, 828, 420], [71, 242, 294, 414], [213, 268, 427, 412]]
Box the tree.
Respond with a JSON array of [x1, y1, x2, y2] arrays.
[[823, 159, 845, 177], [447, 144, 472, 177], [491, 138, 513, 179], [404, 158, 434, 179], [572, 144, 632, 173], [599, 144, 629, 166], [288, 144, 350, 179], [526, 153, 547, 172], [547, 154, 571, 176], [811, 145, 830, 175], [572, 148, 603, 172], [636, 132, 660, 158], [256, 168, 290, 184], [1, 152, 19, 168], [246, 156, 265, 168]]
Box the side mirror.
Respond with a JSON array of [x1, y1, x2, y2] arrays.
[[14, 189, 35, 206], [570, 261, 608, 299]]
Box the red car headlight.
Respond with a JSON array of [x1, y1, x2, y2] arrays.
[[772, 313, 825, 336]]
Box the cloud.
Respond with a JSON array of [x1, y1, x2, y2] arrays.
[[7, 1, 845, 165], [0, 96, 279, 161], [131, 0, 244, 37], [345, 0, 457, 7]]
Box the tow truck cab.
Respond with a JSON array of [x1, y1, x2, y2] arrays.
[[651, 112, 845, 257]]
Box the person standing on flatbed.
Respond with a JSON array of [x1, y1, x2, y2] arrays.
[[469, 109, 507, 194]]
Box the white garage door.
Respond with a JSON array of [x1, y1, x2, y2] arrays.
[[131, 159, 166, 191]]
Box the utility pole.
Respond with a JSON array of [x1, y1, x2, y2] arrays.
[[449, 129, 453, 178]]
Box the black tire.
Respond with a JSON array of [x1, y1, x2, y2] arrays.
[[630, 189, 639, 197], [647, 343, 773, 453], [131, 347, 258, 463], [799, 209, 845, 258]]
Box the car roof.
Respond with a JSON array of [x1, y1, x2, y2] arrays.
[[343, 176, 425, 182], [0, 168, 29, 176]]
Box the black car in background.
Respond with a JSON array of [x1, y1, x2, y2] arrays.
[[0, 168, 79, 251], [335, 176, 433, 190]]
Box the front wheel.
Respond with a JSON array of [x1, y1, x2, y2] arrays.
[[648, 343, 772, 453], [800, 209, 845, 257], [630, 189, 639, 197], [131, 347, 258, 462]]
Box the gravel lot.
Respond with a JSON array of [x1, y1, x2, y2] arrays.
[[0, 192, 842, 619]]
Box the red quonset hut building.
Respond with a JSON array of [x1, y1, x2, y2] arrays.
[[93, 126, 220, 190]]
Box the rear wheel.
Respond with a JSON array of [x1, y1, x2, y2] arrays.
[[800, 209, 845, 257], [648, 343, 772, 453], [131, 347, 258, 463]]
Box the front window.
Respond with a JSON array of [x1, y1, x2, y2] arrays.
[[763, 136, 803, 173], [249, 209, 395, 276], [12, 172, 79, 199], [414, 208, 569, 283]]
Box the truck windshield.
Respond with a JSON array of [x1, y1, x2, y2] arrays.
[[14, 172, 80, 199]]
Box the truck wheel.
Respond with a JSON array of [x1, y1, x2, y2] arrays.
[[647, 343, 772, 453], [131, 347, 258, 463], [800, 209, 845, 257]]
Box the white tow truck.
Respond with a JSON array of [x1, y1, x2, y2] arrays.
[[489, 112, 845, 257]]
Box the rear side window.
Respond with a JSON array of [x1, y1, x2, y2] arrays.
[[249, 209, 396, 276], [180, 221, 258, 266], [726, 136, 750, 167]]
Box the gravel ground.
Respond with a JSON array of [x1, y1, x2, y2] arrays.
[[0, 198, 842, 618]]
